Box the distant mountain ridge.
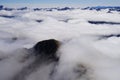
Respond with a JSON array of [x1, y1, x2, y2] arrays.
[[0, 5, 75, 11], [0, 5, 120, 12], [82, 6, 120, 12]]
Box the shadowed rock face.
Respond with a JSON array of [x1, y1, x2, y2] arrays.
[[12, 39, 60, 80], [97, 34, 120, 40], [33, 39, 60, 59], [88, 21, 120, 25], [0, 15, 15, 18], [35, 20, 43, 23]]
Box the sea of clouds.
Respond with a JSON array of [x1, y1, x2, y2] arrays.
[[0, 7, 120, 80]]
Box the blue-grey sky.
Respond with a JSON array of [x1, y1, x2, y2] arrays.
[[0, 0, 120, 7]]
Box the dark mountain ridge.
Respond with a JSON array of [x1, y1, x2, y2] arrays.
[[0, 5, 120, 12]]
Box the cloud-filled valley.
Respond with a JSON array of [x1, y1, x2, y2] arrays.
[[0, 6, 120, 80]]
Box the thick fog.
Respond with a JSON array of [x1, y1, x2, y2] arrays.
[[0, 7, 120, 80]]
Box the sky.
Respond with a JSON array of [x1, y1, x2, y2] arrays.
[[0, 0, 120, 7]]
